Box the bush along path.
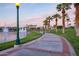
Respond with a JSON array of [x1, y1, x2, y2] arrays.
[[0, 33, 76, 56]]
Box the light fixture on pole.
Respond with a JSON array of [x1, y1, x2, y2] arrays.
[[16, 3, 20, 45]]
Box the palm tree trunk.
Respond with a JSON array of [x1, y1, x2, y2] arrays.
[[62, 8, 65, 33], [55, 18, 58, 32], [45, 25, 46, 32], [74, 4, 79, 36], [67, 21, 69, 27], [48, 19, 50, 32]]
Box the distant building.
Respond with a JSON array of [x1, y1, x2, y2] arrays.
[[27, 25, 37, 31], [27, 25, 37, 29]]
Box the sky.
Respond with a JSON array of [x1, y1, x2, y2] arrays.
[[0, 3, 75, 27]]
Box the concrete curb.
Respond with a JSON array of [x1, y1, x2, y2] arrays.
[[0, 34, 44, 55], [61, 36, 76, 56]]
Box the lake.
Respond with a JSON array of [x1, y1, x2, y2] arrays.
[[0, 32, 27, 43]]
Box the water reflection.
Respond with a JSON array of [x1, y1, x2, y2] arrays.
[[0, 32, 27, 43], [0, 27, 28, 43], [0, 32, 16, 43]]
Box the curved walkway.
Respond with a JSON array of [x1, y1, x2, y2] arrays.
[[0, 33, 76, 56]]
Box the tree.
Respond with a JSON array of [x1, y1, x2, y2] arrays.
[[46, 16, 52, 32], [52, 14, 61, 32], [65, 13, 70, 27], [74, 3, 79, 36], [66, 18, 70, 27], [56, 3, 71, 33], [43, 19, 48, 32]]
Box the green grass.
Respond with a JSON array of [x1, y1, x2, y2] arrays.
[[51, 28, 79, 55], [0, 31, 42, 51]]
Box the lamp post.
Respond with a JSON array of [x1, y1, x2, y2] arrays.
[[16, 3, 20, 45]]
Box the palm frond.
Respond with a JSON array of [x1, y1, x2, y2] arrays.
[[52, 14, 61, 19], [56, 4, 62, 11], [56, 3, 72, 11]]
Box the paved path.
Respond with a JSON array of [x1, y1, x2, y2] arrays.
[[0, 33, 76, 56]]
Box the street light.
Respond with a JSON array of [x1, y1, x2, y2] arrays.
[[16, 3, 20, 45]]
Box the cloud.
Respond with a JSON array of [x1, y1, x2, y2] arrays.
[[19, 16, 44, 27]]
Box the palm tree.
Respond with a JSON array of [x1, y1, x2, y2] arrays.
[[52, 14, 61, 32], [56, 3, 71, 33], [46, 16, 52, 32], [74, 3, 79, 36], [65, 13, 70, 27], [66, 18, 70, 27], [43, 19, 48, 32]]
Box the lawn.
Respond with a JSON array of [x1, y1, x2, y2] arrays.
[[0, 31, 42, 51], [51, 27, 79, 55]]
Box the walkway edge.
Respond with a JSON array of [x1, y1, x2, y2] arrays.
[[0, 33, 44, 55], [60, 36, 76, 56], [51, 33, 76, 56]]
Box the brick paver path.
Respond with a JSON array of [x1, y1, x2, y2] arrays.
[[0, 33, 76, 56]]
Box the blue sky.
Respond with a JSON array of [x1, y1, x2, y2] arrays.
[[0, 3, 74, 27], [0, 3, 58, 26], [0, 3, 57, 18]]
